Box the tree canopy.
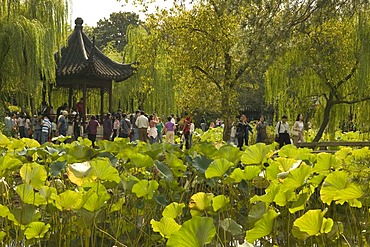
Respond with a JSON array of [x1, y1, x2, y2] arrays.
[[0, 0, 68, 110]]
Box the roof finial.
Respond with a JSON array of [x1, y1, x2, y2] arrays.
[[75, 18, 83, 30]]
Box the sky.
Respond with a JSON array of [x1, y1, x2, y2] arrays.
[[71, 0, 174, 26]]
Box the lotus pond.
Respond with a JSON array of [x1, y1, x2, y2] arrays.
[[0, 129, 369, 246]]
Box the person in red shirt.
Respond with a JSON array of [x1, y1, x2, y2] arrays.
[[87, 115, 100, 148], [76, 98, 84, 116], [182, 116, 191, 149]]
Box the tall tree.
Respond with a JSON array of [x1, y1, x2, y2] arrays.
[[0, 0, 68, 110], [92, 11, 140, 52], [142, 0, 323, 140], [266, 2, 370, 141]]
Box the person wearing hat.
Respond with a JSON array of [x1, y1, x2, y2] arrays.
[[276, 115, 291, 148]]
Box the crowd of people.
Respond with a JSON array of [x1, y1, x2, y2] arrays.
[[3, 99, 309, 151], [230, 113, 306, 150], [92, 110, 195, 149]]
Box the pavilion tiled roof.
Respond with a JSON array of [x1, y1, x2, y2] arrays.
[[56, 18, 134, 83]]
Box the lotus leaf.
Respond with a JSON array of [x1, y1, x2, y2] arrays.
[[278, 144, 315, 161], [109, 197, 126, 213], [0, 133, 11, 147], [229, 166, 261, 183], [245, 210, 279, 243], [282, 163, 312, 192], [67, 162, 96, 186], [292, 209, 333, 240], [49, 160, 67, 176], [320, 170, 363, 207], [83, 189, 110, 212], [155, 161, 174, 181], [90, 158, 120, 183], [132, 180, 159, 199], [241, 143, 274, 165], [151, 216, 181, 238], [167, 216, 216, 247], [188, 155, 212, 173], [220, 218, 243, 236], [20, 163, 47, 189], [166, 153, 186, 176], [189, 192, 214, 212], [0, 231, 5, 241], [314, 153, 342, 173], [16, 184, 46, 206], [0, 155, 23, 177], [212, 195, 230, 212], [163, 202, 186, 219], [217, 145, 241, 164], [130, 153, 154, 168], [205, 158, 234, 178], [67, 143, 97, 161], [51, 190, 83, 210], [25, 221, 51, 239]]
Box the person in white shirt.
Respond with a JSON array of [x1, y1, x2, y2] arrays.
[[292, 114, 305, 146], [189, 122, 195, 148], [135, 111, 149, 142], [276, 115, 291, 148]]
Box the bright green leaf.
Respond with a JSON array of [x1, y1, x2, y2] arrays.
[[20, 163, 47, 189], [167, 216, 216, 247], [212, 195, 230, 212], [163, 202, 185, 219], [151, 217, 181, 238], [241, 143, 274, 165], [25, 222, 51, 239], [205, 158, 234, 178], [245, 210, 279, 243], [132, 180, 159, 199], [91, 158, 120, 183]]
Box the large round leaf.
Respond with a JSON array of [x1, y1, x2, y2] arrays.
[[167, 216, 216, 247], [0, 155, 23, 177], [245, 210, 279, 243], [163, 202, 186, 219], [16, 184, 46, 206], [151, 217, 181, 238], [241, 143, 274, 165], [188, 192, 214, 212], [51, 190, 83, 211], [292, 209, 333, 240], [90, 158, 120, 183], [25, 222, 51, 239], [320, 170, 363, 206], [20, 163, 47, 189], [205, 158, 234, 178], [217, 145, 241, 164], [132, 180, 159, 199]]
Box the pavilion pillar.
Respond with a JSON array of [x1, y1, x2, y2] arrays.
[[108, 81, 113, 114], [83, 77, 87, 127], [68, 87, 73, 111], [100, 88, 104, 123]]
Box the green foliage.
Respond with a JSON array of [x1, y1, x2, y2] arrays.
[[1, 132, 370, 246], [166, 216, 216, 247]]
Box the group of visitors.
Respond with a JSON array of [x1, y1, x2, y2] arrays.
[[92, 110, 195, 149], [231, 113, 306, 150]]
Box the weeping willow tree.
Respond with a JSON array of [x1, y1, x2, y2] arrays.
[[266, 4, 370, 141], [0, 0, 68, 112], [115, 24, 177, 115]]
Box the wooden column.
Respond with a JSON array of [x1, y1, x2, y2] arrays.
[[108, 81, 113, 114], [100, 87, 104, 123], [83, 77, 87, 126], [68, 87, 73, 111]]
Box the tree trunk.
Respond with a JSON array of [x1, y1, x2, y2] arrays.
[[313, 96, 333, 142], [221, 92, 234, 142]]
